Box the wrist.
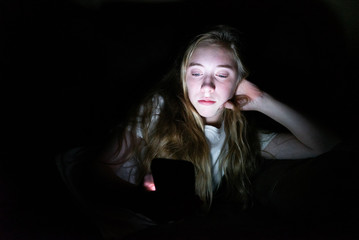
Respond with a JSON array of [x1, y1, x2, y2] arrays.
[[254, 92, 276, 114]]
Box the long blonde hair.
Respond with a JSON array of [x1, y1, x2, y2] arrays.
[[119, 25, 260, 209]]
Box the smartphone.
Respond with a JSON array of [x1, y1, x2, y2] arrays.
[[150, 158, 195, 195]]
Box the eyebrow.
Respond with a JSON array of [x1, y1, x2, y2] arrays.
[[188, 62, 235, 70]]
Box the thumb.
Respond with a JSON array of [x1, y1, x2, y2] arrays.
[[223, 101, 234, 110], [144, 174, 156, 191]]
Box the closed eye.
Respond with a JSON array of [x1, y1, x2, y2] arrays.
[[192, 73, 202, 77], [216, 74, 228, 78]]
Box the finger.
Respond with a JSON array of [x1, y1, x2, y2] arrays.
[[144, 174, 156, 191], [235, 79, 248, 95]]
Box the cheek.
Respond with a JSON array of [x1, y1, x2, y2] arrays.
[[219, 84, 236, 101], [186, 80, 197, 98]]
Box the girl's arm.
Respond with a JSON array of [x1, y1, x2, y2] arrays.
[[226, 79, 341, 159], [93, 130, 141, 190], [94, 130, 156, 191]]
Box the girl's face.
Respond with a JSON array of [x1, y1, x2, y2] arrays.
[[186, 43, 239, 126]]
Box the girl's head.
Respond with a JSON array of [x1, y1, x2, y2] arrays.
[[180, 25, 248, 126]]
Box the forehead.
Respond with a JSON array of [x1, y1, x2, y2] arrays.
[[189, 43, 236, 67]]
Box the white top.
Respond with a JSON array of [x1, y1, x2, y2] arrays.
[[204, 123, 276, 186]]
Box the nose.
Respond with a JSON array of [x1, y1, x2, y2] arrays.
[[201, 75, 215, 94]]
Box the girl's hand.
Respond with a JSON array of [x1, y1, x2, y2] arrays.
[[224, 79, 266, 111], [143, 173, 156, 191]]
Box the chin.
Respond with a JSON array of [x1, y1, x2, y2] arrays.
[[196, 109, 220, 119]]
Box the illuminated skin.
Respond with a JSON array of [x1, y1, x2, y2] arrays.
[[185, 43, 240, 127]]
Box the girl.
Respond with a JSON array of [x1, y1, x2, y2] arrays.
[[94, 24, 340, 236]]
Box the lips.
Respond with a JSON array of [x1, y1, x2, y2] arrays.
[[198, 99, 216, 105]]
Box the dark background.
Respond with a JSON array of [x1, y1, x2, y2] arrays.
[[2, 0, 359, 238]]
